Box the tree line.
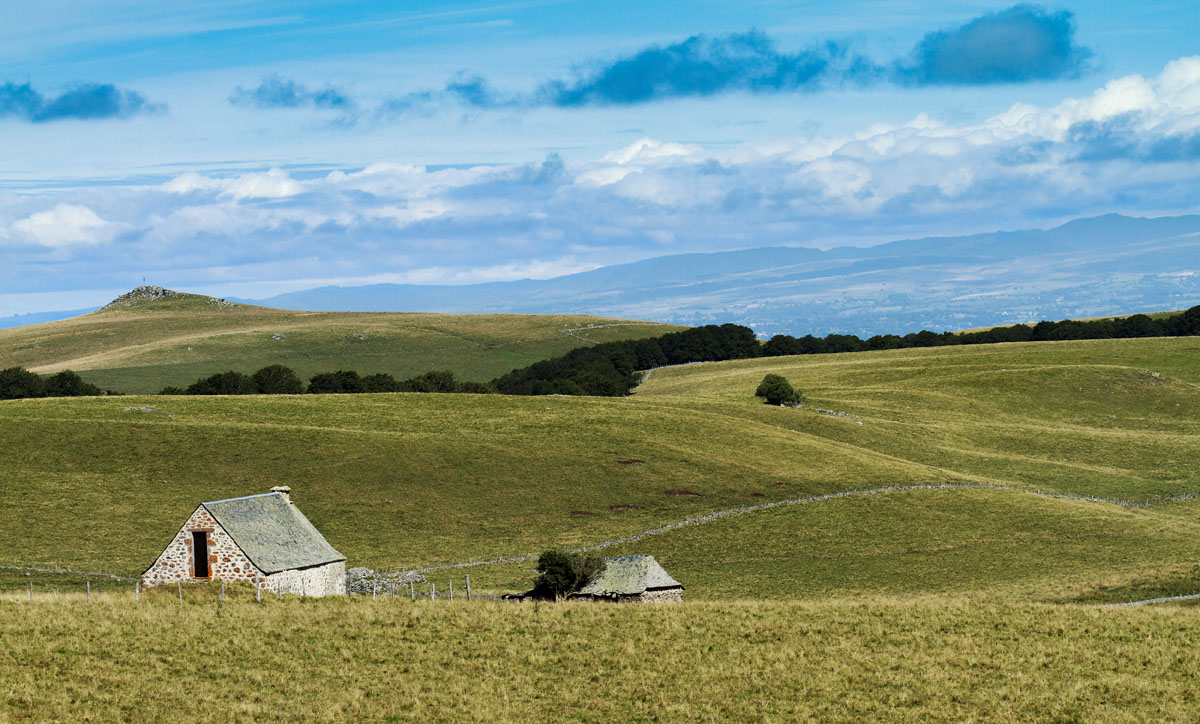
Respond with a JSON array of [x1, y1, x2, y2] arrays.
[[493, 306, 1200, 397], [0, 368, 110, 400], [162, 365, 491, 396]]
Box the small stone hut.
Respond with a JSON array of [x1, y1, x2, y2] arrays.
[[142, 487, 346, 596], [571, 554, 684, 603]]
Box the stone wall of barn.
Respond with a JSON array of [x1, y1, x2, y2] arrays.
[[142, 505, 263, 587], [263, 560, 346, 597], [573, 587, 683, 603]]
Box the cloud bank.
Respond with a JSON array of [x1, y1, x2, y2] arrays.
[[5, 56, 1198, 302], [0, 82, 162, 122], [539, 32, 874, 107], [248, 4, 1095, 118]]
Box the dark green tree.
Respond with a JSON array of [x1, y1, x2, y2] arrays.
[[186, 370, 257, 395], [362, 373, 400, 393], [532, 549, 607, 600], [44, 370, 101, 397], [755, 374, 801, 406], [399, 369, 458, 393], [307, 370, 364, 394], [252, 364, 304, 394], [0, 367, 46, 400]]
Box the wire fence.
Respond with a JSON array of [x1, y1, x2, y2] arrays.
[[0, 571, 491, 605], [6, 483, 1200, 608]]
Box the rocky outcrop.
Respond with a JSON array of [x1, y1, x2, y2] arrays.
[[100, 286, 179, 310]]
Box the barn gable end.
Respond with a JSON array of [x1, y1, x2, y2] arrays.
[[142, 504, 261, 587]]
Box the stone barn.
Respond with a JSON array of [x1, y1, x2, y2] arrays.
[[571, 554, 684, 603], [142, 486, 346, 596]]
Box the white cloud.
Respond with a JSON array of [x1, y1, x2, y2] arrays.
[[219, 168, 303, 199], [11, 204, 123, 248], [3, 56, 1200, 306]]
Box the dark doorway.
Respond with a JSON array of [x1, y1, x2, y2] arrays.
[[192, 531, 209, 578]]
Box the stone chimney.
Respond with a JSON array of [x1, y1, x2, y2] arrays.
[[270, 485, 292, 504]]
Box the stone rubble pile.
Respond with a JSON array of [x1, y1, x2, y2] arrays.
[[100, 286, 178, 310], [346, 566, 426, 595]]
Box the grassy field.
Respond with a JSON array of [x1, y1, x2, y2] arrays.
[[2, 594, 1200, 723], [0, 335, 1196, 605], [0, 292, 683, 393], [2, 334, 1199, 723]]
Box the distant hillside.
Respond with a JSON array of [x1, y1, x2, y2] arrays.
[[252, 213, 1200, 337], [0, 307, 99, 331], [0, 286, 684, 393]]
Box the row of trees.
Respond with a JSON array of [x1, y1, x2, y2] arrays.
[[762, 307, 1200, 356], [489, 305, 1200, 398], [491, 323, 761, 396], [0, 368, 108, 400], [163, 365, 490, 396]]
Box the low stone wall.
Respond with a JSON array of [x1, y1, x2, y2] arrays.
[[264, 561, 346, 597], [142, 505, 261, 587], [573, 587, 684, 604]]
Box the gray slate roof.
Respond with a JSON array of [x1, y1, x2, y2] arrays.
[[203, 492, 344, 574], [576, 554, 682, 596]]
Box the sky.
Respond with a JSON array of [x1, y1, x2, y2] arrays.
[[1, 0, 1198, 316]]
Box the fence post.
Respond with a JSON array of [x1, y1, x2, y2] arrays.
[[302, 579, 306, 598], [86, 581, 91, 604], [177, 581, 183, 603], [28, 581, 32, 602], [449, 579, 453, 602], [372, 582, 377, 600], [136, 581, 140, 604], [256, 579, 261, 602], [410, 582, 415, 601], [431, 583, 436, 602], [221, 581, 225, 601], [466, 575, 471, 601]]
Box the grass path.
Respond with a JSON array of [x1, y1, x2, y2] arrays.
[[412, 481, 1200, 574]]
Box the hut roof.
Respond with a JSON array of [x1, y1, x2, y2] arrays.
[[576, 554, 682, 596], [203, 492, 344, 574]]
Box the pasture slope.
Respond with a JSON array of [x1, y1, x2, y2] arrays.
[[0, 289, 684, 393], [2, 334, 1199, 722]]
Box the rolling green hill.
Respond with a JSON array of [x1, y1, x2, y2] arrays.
[[1, 335, 1197, 606], [4, 333, 1200, 724], [0, 288, 684, 393]]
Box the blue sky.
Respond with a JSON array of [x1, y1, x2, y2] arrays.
[[1, 1, 1198, 315]]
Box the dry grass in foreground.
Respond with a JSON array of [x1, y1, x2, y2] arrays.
[[2, 594, 1199, 723]]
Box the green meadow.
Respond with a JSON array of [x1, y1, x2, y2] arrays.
[[0, 335, 1196, 603], [2, 329, 1200, 722]]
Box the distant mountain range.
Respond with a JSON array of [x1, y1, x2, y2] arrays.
[[248, 213, 1200, 337], [5, 213, 1198, 336]]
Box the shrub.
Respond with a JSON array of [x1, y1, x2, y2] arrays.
[[532, 550, 606, 600], [755, 374, 801, 406], [186, 370, 256, 395], [0, 367, 46, 400], [44, 370, 101, 397], [252, 365, 303, 394], [307, 370, 364, 394], [398, 369, 458, 393]]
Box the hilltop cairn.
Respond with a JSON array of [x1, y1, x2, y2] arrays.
[[100, 285, 238, 311], [100, 286, 178, 310]]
